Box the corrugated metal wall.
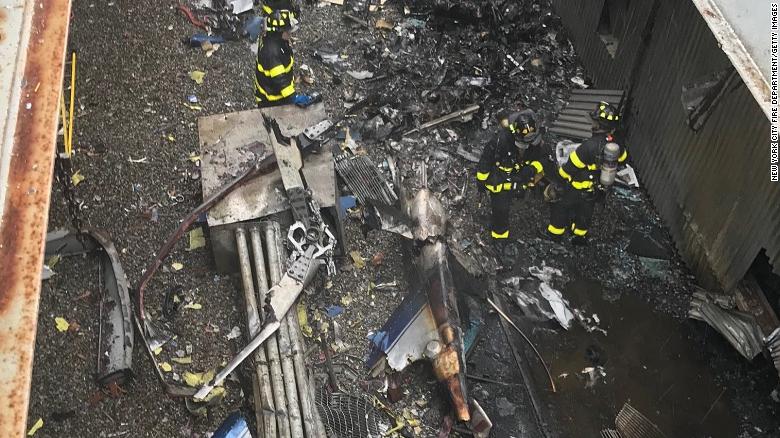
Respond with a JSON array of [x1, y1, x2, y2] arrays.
[[552, 0, 778, 291]]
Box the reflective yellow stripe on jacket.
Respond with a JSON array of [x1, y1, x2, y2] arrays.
[[257, 57, 294, 78], [485, 182, 513, 193], [254, 77, 295, 102]]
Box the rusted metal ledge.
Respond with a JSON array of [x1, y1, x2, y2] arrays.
[[0, 0, 73, 435]]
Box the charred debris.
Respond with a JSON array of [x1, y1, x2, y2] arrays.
[[35, 0, 780, 437]]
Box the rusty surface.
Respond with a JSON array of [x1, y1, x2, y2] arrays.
[[0, 0, 72, 435]]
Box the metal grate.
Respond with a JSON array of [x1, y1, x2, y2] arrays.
[[334, 153, 398, 206], [615, 403, 667, 438], [315, 388, 390, 438]]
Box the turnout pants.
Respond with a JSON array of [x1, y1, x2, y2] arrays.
[[489, 190, 514, 239], [548, 187, 594, 237]]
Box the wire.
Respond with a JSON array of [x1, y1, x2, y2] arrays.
[[486, 297, 557, 393], [67, 51, 76, 157]]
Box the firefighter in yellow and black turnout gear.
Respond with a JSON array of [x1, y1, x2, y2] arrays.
[[254, 4, 297, 107], [476, 109, 547, 242], [545, 101, 628, 245]]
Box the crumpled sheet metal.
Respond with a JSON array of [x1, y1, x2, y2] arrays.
[[368, 203, 414, 240], [45, 230, 134, 384], [689, 292, 763, 360]]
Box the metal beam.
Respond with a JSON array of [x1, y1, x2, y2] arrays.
[[0, 0, 72, 435]]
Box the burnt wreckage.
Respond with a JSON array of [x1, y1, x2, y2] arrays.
[[29, 0, 780, 436]]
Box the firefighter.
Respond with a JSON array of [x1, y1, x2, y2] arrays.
[[254, 3, 317, 108], [544, 101, 628, 245], [476, 109, 546, 244]]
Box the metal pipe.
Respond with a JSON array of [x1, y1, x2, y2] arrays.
[[265, 223, 305, 438], [236, 228, 276, 437], [249, 226, 270, 320], [289, 309, 326, 437], [269, 222, 323, 437], [257, 239, 292, 438]]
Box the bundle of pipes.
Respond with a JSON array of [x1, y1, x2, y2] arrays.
[[764, 327, 780, 377], [335, 153, 398, 207], [235, 222, 326, 437]]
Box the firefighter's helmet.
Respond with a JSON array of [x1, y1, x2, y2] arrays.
[[265, 9, 295, 33], [508, 110, 541, 145], [590, 101, 620, 130]]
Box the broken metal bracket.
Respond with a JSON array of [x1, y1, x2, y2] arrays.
[[45, 230, 134, 386]]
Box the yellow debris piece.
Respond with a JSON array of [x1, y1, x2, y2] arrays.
[[349, 251, 365, 269], [189, 70, 206, 84], [55, 317, 70, 332], [183, 369, 215, 387], [297, 304, 313, 337], [71, 170, 85, 186], [27, 418, 43, 436]]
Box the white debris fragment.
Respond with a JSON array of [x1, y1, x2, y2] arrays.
[[226, 326, 241, 340], [539, 282, 574, 329]]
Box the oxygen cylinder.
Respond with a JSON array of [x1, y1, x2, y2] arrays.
[[600, 142, 620, 187]]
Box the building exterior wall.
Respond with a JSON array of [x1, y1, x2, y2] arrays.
[[551, 0, 778, 291]]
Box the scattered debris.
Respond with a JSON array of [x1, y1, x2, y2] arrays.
[[71, 170, 85, 186], [581, 366, 606, 388], [212, 412, 251, 438], [171, 262, 184, 271], [187, 227, 206, 250], [347, 70, 374, 80], [403, 104, 480, 137], [189, 70, 206, 84], [325, 305, 344, 318], [54, 317, 70, 332], [350, 250, 366, 269], [689, 290, 764, 360], [26, 418, 43, 436], [183, 302, 203, 310], [226, 326, 241, 340]]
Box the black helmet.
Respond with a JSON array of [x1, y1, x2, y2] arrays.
[[590, 101, 620, 130], [265, 9, 295, 32], [507, 110, 541, 145]]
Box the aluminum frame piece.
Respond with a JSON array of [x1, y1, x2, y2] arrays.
[[44, 230, 134, 385], [0, 0, 73, 435], [198, 107, 336, 228]]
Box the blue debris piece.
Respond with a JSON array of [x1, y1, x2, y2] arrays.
[[366, 288, 428, 368], [339, 195, 357, 216], [212, 412, 251, 438], [325, 305, 344, 318]]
